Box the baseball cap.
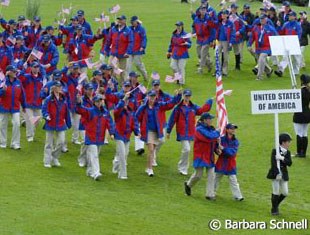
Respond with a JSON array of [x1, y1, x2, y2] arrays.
[[130, 16, 139, 22], [226, 123, 238, 129], [243, 4, 250, 9], [42, 35, 51, 42], [6, 65, 17, 72], [117, 15, 127, 20], [129, 71, 140, 77], [259, 14, 267, 19], [53, 81, 62, 87], [16, 35, 24, 41], [18, 15, 26, 22], [288, 11, 296, 17], [72, 63, 80, 69], [123, 81, 131, 87], [93, 94, 103, 102], [76, 24, 83, 30], [200, 112, 214, 120], [175, 21, 184, 26], [53, 70, 62, 79], [77, 10, 85, 16], [30, 61, 40, 67], [282, 1, 290, 7], [84, 83, 94, 90], [70, 15, 78, 21], [8, 19, 17, 25], [222, 10, 229, 15], [45, 26, 54, 31], [148, 90, 156, 96], [152, 80, 160, 86], [93, 70, 103, 76], [34, 16, 41, 22], [231, 3, 238, 8], [183, 89, 192, 96]]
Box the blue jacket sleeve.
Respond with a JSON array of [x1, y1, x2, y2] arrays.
[[50, 46, 59, 67], [223, 139, 239, 157], [166, 107, 178, 134], [126, 29, 134, 55]]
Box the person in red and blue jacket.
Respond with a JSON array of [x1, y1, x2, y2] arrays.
[[37, 26, 63, 47], [42, 81, 71, 168], [0, 33, 13, 73], [100, 64, 119, 92], [191, 0, 217, 21], [61, 63, 83, 145], [275, 11, 302, 77], [77, 83, 94, 168], [97, 23, 115, 62], [24, 16, 43, 49], [67, 25, 98, 70], [18, 61, 43, 142], [192, 6, 217, 74], [0, 65, 26, 150], [278, 1, 293, 26], [135, 89, 182, 177], [112, 87, 140, 179], [76, 94, 115, 181], [167, 89, 213, 175], [77, 10, 93, 35], [58, 16, 81, 54], [0, 18, 22, 46], [36, 35, 60, 78], [184, 113, 220, 200], [214, 123, 243, 201], [216, 10, 236, 76], [105, 15, 133, 82], [40, 69, 68, 100], [247, 14, 278, 80], [12, 35, 30, 61], [127, 16, 148, 80], [229, 4, 246, 71], [167, 21, 191, 84]]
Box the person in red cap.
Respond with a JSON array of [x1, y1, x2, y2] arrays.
[[0, 65, 26, 149], [214, 123, 244, 201], [184, 112, 220, 200], [267, 133, 292, 215]]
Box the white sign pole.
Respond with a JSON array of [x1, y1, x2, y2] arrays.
[[281, 37, 297, 89], [274, 113, 281, 173]]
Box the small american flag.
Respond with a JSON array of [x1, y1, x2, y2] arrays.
[[0, 72, 5, 88], [165, 75, 175, 83], [113, 68, 123, 75], [94, 13, 110, 23], [1, 0, 10, 7], [215, 46, 228, 136], [138, 85, 147, 94], [110, 56, 118, 68], [30, 116, 41, 126], [22, 19, 31, 26], [31, 48, 43, 60], [7, 36, 16, 45], [85, 58, 94, 69], [151, 72, 160, 80], [109, 4, 120, 14]]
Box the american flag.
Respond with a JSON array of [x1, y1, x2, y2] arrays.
[[138, 85, 147, 94], [165, 75, 174, 83], [85, 58, 94, 69], [31, 48, 43, 60], [1, 0, 10, 7], [0, 72, 5, 88], [215, 46, 228, 136], [109, 4, 120, 14], [94, 13, 110, 23], [151, 72, 160, 80]]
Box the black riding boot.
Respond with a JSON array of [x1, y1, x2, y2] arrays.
[[296, 135, 302, 157], [271, 194, 279, 215], [277, 194, 286, 214], [235, 54, 241, 70]]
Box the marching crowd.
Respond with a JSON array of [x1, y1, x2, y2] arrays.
[[0, 0, 309, 214]]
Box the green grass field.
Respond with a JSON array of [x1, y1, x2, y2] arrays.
[[0, 0, 310, 234]]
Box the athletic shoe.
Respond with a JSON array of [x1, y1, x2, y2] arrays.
[[93, 173, 102, 181], [21, 119, 26, 127], [52, 159, 61, 167], [44, 164, 52, 168], [78, 162, 86, 167], [61, 147, 69, 153], [274, 70, 283, 77], [267, 69, 273, 78], [235, 197, 244, 201], [179, 171, 188, 176], [252, 68, 258, 75], [136, 149, 145, 156], [206, 196, 216, 201], [72, 140, 81, 145], [145, 168, 154, 177], [184, 182, 191, 196], [152, 160, 158, 167], [119, 176, 128, 180], [27, 137, 34, 142], [0, 145, 6, 148], [197, 67, 203, 74], [11, 146, 21, 150]]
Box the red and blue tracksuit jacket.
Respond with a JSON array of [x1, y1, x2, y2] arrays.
[[114, 99, 139, 143], [79, 19, 93, 35], [247, 24, 278, 55], [191, 6, 217, 21], [105, 88, 138, 111], [106, 25, 133, 58], [135, 94, 182, 142], [0, 18, 23, 46], [0, 43, 13, 73], [59, 25, 81, 53], [167, 99, 213, 141], [0, 76, 26, 113], [102, 75, 119, 92], [251, 17, 275, 29], [278, 10, 292, 26], [12, 44, 30, 61], [61, 67, 79, 112], [193, 123, 220, 168], [168, 30, 191, 59], [279, 20, 302, 39], [78, 95, 93, 131], [75, 104, 115, 145], [42, 93, 71, 131], [36, 43, 59, 76], [131, 83, 146, 108], [98, 28, 110, 55], [229, 15, 245, 44], [25, 25, 43, 49], [37, 34, 63, 47], [130, 23, 147, 55], [156, 89, 174, 126], [19, 72, 43, 109], [216, 20, 236, 44], [240, 12, 255, 41], [68, 34, 98, 68], [192, 15, 217, 45], [215, 134, 239, 175]]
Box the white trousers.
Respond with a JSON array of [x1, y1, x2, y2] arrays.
[[272, 179, 288, 196], [86, 145, 102, 178], [0, 112, 20, 148], [70, 112, 81, 142], [293, 123, 309, 137], [118, 57, 128, 82], [187, 167, 215, 198], [196, 44, 212, 69], [257, 53, 272, 79], [154, 128, 166, 163], [170, 58, 187, 84], [178, 140, 191, 174], [78, 130, 87, 166], [126, 55, 148, 79], [218, 41, 229, 75], [300, 46, 306, 67], [279, 55, 302, 75], [114, 140, 130, 178], [232, 43, 242, 55], [134, 135, 144, 151], [214, 173, 243, 199], [44, 131, 65, 165], [25, 108, 41, 139]]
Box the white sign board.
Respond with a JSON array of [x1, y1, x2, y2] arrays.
[[269, 35, 301, 56], [251, 89, 302, 114]]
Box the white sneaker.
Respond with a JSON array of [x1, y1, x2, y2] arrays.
[[179, 171, 188, 176], [44, 164, 52, 168], [62, 147, 69, 153], [112, 160, 119, 173], [72, 140, 81, 145], [93, 173, 102, 181], [119, 176, 128, 180], [52, 159, 61, 167], [152, 160, 158, 167], [104, 139, 109, 144], [78, 162, 86, 167], [145, 168, 154, 177], [27, 137, 34, 142], [0, 145, 6, 148], [11, 145, 21, 150]]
